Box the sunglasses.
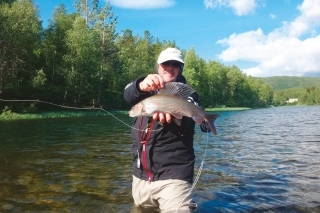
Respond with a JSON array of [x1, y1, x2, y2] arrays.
[[161, 61, 181, 68]]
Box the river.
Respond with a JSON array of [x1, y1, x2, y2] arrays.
[[0, 106, 319, 212]]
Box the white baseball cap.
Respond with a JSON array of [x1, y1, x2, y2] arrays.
[[157, 47, 184, 64]]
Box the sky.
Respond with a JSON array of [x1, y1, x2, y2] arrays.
[[33, 0, 320, 77]]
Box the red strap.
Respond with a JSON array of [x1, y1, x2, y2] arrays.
[[139, 118, 154, 183]]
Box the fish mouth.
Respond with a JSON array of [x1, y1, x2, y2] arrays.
[[128, 110, 135, 117], [129, 109, 141, 117]]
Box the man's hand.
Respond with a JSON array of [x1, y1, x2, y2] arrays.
[[139, 74, 165, 92], [139, 74, 171, 123], [153, 112, 172, 124]]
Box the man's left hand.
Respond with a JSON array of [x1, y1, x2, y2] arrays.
[[153, 112, 172, 124]]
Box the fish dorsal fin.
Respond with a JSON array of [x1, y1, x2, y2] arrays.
[[158, 82, 195, 99]]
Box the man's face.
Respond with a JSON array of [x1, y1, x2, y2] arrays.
[[158, 60, 182, 83]]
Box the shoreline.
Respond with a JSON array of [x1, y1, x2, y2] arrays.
[[0, 107, 251, 121], [206, 107, 251, 112], [0, 110, 127, 121]]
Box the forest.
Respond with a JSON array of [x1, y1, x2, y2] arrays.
[[260, 77, 320, 106], [0, 0, 319, 115]]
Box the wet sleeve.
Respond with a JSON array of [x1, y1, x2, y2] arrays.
[[200, 121, 211, 132]]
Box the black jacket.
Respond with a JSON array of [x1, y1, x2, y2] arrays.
[[124, 77, 201, 183]]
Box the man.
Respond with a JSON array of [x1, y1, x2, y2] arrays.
[[124, 47, 209, 213]]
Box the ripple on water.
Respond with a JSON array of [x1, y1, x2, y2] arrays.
[[1, 107, 320, 212]]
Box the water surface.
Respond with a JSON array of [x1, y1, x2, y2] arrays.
[[1, 106, 320, 212]]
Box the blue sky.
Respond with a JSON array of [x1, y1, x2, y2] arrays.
[[34, 0, 320, 77]]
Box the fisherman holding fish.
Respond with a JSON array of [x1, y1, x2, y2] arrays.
[[124, 47, 219, 213]]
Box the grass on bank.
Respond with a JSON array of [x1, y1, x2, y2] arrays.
[[0, 109, 128, 121], [0, 107, 251, 121], [206, 107, 251, 112]]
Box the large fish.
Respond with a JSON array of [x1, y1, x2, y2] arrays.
[[129, 82, 219, 135]]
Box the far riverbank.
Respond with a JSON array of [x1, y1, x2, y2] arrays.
[[0, 107, 251, 121]]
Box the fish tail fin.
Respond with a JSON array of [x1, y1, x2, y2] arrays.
[[205, 114, 219, 135]]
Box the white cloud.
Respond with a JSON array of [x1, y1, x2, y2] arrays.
[[285, 0, 320, 37], [216, 0, 320, 77], [108, 0, 175, 9], [270, 13, 276, 19], [204, 0, 258, 16]]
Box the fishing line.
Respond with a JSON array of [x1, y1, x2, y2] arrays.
[[175, 127, 210, 213], [2, 98, 207, 212], [0, 98, 162, 132]]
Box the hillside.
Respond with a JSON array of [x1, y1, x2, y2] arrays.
[[258, 76, 320, 91]]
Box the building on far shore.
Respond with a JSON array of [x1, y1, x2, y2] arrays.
[[286, 98, 299, 103]]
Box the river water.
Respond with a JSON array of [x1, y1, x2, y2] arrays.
[[0, 106, 320, 213]]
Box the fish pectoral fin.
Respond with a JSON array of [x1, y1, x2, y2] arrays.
[[171, 112, 183, 126], [173, 118, 182, 126], [192, 116, 204, 125], [170, 112, 184, 120]]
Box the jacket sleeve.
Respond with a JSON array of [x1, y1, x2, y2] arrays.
[[124, 77, 152, 106]]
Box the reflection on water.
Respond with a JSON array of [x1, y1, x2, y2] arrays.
[[195, 106, 320, 213], [0, 115, 133, 213], [1, 106, 320, 212]]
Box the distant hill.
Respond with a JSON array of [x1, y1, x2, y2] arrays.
[[257, 76, 320, 91]]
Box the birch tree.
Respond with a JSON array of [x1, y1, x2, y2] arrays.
[[0, 0, 41, 96]]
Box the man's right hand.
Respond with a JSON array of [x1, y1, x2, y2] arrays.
[[139, 74, 165, 92]]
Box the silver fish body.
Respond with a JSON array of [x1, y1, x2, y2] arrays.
[[129, 87, 219, 135]]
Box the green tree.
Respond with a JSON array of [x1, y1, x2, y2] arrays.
[[205, 61, 230, 107], [63, 16, 101, 104], [74, 0, 118, 104], [225, 66, 247, 106], [0, 0, 16, 5], [304, 86, 320, 105], [42, 4, 77, 101], [114, 29, 137, 83], [183, 48, 206, 92], [92, 1, 118, 98], [0, 0, 42, 97], [114, 30, 174, 87], [254, 78, 273, 107], [74, 0, 99, 27]]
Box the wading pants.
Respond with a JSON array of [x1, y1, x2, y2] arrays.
[[131, 175, 197, 213]]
